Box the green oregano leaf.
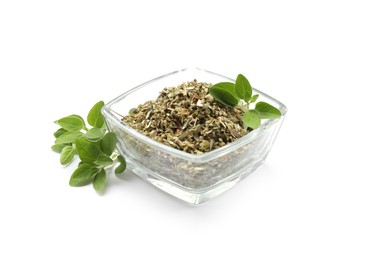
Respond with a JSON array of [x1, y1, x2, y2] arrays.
[[55, 132, 84, 144], [55, 114, 86, 132], [250, 94, 259, 103], [60, 146, 76, 165], [85, 128, 105, 142], [78, 161, 85, 167], [54, 128, 68, 138], [69, 164, 99, 187], [235, 74, 252, 103], [93, 168, 106, 193], [72, 115, 87, 130], [115, 155, 126, 174], [87, 101, 105, 128], [209, 82, 239, 107], [52, 100, 130, 193], [95, 154, 114, 166], [75, 138, 101, 164], [208, 74, 282, 129], [100, 132, 117, 156], [242, 110, 261, 129], [255, 102, 281, 119], [51, 144, 67, 153]]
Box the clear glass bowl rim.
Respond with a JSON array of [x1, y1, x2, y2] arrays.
[[102, 67, 288, 163]]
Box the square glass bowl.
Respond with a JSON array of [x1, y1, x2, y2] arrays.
[[102, 68, 287, 205]]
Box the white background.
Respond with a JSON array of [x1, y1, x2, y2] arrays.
[[1, 0, 389, 259]]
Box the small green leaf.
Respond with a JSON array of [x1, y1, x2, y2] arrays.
[[55, 114, 86, 132], [115, 155, 126, 174], [95, 154, 114, 166], [93, 168, 106, 193], [235, 74, 252, 103], [75, 138, 101, 164], [87, 101, 105, 128], [60, 146, 76, 165], [69, 164, 99, 186], [255, 102, 282, 119], [72, 115, 87, 130], [55, 132, 84, 144], [209, 82, 239, 107], [78, 161, 86, 167], [100, 132, 117, 156], [242, 110, 261, 129], [250, 94, 259, 103], [85, 128, 105, 142], [51, 144, 66, 153], [54, 128, 67, 138]]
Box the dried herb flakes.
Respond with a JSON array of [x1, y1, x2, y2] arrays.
[[122, 80, 249, 154]]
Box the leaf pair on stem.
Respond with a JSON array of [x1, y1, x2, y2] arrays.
[[209, 74, 281, 129]]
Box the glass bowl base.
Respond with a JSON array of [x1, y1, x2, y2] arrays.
[[127, 158, 265, 205]]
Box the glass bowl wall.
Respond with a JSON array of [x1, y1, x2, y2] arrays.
[[102, 68, 287, 205]]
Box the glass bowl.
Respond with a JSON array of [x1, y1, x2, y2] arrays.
[[102, 68, 287, 205]]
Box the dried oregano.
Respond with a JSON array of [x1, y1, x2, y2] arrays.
[[122, 80, 249, 154]]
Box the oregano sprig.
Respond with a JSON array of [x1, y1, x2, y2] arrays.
[[51, 101, 126, 193], [209, 74, 282, 129]]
